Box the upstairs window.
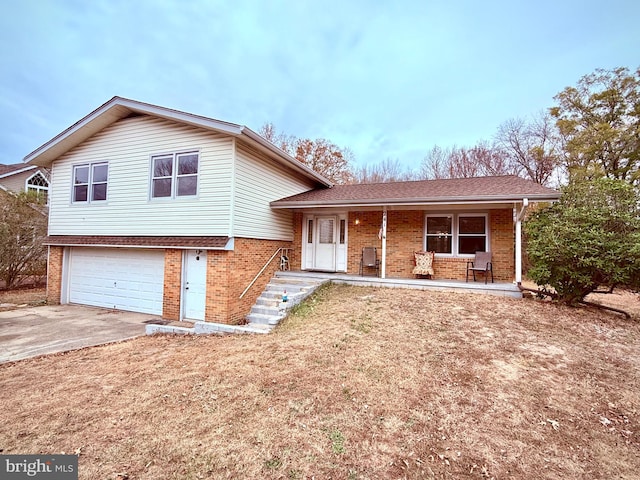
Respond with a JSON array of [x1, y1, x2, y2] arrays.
[[151, 152, 199, 199], [73, 162, 108, 203]]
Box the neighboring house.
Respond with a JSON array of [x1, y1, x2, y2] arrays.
[[24, 96, 560, 325], [0, 163, 49, 202]]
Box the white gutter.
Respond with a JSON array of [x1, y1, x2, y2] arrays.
[[515, 198, 529, 284], [271, 195, 560, 209]]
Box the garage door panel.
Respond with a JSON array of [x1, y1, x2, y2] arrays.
[[68, 248, 165, 315]]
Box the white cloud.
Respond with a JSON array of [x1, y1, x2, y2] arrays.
[[0, 0, 639, 168]]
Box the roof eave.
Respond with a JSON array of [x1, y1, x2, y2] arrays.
[[23, 97, 244, 167], [23, 96, 333, 187], [271, 193, 561, 209]]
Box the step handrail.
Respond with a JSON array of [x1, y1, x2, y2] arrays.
[[239, 247, 287, 299]]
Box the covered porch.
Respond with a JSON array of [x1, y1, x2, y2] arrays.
[[275, 270, 522, 298], [272, 176, 561, 286]]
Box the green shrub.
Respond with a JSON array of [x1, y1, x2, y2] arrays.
[[525, 178, 640, 304]]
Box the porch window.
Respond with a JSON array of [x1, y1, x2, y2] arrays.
[[426, 215, 452, 254], [425, 213, 488, 256], [458, 215, 487, 254]]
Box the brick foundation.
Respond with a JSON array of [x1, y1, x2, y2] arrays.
[[162, 249, 182, 321], [44, 240, 291, 325], [205, 238, 292, 325], [46, 246, 64, 305]]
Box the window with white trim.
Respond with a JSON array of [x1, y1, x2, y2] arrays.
[[426, 215, 453, 254], [458, 215, 487, 254], [425, 213, 488, 256], [151, 152, 199, 199], [26, 172, 49, 204], [73, 162, 108, 203]]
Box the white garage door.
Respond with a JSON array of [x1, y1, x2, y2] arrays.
[[68, 248, 165, 315]]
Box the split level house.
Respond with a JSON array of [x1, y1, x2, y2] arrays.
[[24, 97, 560, 324]]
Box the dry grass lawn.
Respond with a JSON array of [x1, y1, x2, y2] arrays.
[[1, 284, 639, 479], [0, 286, 46, 311]]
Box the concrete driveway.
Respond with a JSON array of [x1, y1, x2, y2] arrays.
[[0, 304, 162, 364]]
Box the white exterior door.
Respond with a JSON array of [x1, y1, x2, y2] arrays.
[[313, 216, 337, 271], [183, 250, 207, 320], [67, 248, 164, 315]]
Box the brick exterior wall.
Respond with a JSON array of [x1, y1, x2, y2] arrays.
[[291, 208, 515, 282], [44, 241, 291, 325], [44, 209, 514, 321], [46, 246, 64, 305], [292, 212, 304, 271], [162, 249, 182, 321], [205, 238, 292, 325]]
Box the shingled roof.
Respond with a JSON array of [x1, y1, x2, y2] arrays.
[[271, 175, 560, 208], [45, 235, 230, 249], [0, 163, 33, 177]]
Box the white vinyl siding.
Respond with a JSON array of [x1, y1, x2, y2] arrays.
[[233, 142, 317, 240], [0, 169, 41, 193], [48, 116, 234, 236]]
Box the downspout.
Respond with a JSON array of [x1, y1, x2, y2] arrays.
[[381, 207, 387, 279], [515, 198, 529, 285]]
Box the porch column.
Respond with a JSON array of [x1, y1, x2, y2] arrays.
[[515, 198, 529, 284], [381, 208, 387, 278], [515, 220, 522, 284]]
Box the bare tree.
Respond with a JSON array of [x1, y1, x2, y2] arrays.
[[258, 122, 297, 154], [495, 113, 561, 185], [421, 143, 517, 180], [0, 190, 48, 288], [352, 158, 417, 184], [420, 145, 453, 179]]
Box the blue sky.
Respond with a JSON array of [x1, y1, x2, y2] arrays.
[[1, 0, 638, 171]]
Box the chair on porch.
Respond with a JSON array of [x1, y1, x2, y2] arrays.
[[466, 251, 494, 284], [359, 247, 380, 277], [412, 251, 435, 278]]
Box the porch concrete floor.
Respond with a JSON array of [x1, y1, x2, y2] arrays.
[[276, 270, 522, 298]]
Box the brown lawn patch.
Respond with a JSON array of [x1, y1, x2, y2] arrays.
[[1, 284, 639, 479], [0, 286, 46, 310]]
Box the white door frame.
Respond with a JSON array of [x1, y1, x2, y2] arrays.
[[302, 212, 348, 272], [182, 249, 207, 320], [313, 215, 337, 271]]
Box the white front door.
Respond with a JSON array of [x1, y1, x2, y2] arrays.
[[183, 250, 207, 320], [313, 216, 337, 271]]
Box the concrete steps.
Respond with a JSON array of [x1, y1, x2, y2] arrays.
[[245, 273, 327, 331]]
